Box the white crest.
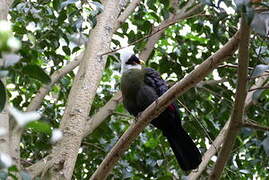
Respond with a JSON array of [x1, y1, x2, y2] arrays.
[[118, 46, 141, 73], [118, 46, 134, 64]]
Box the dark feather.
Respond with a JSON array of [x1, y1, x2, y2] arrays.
[[121, 67, 202, 171]]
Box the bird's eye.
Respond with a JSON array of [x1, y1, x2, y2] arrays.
[[126, 55, 140, 65]]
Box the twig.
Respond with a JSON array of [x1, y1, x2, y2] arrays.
[[113, 0, 141, 31], [187, 120, 230, 180], [249, 85, 269, 92], [177, 99, 214, 145], [82, 142, 105, 152], [100, 7, 203, 57], [113, 111, 133, 118], [140, 0, 204, 61], [196, 78, 228, 87], [243, 121, 269, 131], [249, 73, 269, 80], [218, 64, 254, 71]]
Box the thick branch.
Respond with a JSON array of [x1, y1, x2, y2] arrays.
[[43, 1, 124, 179], [113, 0, 140, 32], [83, 91, 122, 137], [209, 18, 251, 180], [0, 0, 17, 168], [27, 54, 82, 111], [90, 31, 240, 180]]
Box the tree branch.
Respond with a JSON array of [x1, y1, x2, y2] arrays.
[[140, 0, 203, 61], [0, 0, 17, 169], [248, 85, 269, 92], [196, 78, 228, 87], [113, 0, 141, 32], [41, 1, 124, 179], [101, 2, 204, 57], [243, 121, 269, 131], [209, 17, 251, 180], [187, 120, 230, 180], [188, 63, 269, 179], [90, 30, 240, 180], [188, 72, 269, 179], [83, 91, 122, 137], [27, 53, 82, 111]]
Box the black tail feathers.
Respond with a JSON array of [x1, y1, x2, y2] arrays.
[[163, 126, 202, 171]]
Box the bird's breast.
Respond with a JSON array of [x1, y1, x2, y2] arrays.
[[120, 69, 144, 98]]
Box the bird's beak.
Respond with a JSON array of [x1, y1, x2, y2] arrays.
[[140, 60, 145, 65]]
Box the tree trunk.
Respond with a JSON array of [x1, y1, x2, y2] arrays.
[[43, 1, 125, 179]]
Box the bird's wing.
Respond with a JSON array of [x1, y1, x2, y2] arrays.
[[143, 67, 168, 96], [144, 67, 179, 114]]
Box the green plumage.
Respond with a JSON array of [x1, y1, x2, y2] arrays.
[[120, 68, 159, 116], [120, 68, 145, 100]]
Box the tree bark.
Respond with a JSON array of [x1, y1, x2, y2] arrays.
[[0, 0, 16, 166], [209, 17, 251, 180], [42, 1, 125, 179]]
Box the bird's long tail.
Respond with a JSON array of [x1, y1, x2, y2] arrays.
[[162, 125, 202, 171]]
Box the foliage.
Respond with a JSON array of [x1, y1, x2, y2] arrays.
[[1, 0, 269, 179]]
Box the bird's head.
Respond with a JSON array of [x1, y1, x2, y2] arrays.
[[118, 47, 144, 73]]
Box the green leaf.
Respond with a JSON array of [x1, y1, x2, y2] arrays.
[[62, 45, 71, 56], [53, 0, 60, 10], [22, 65, 51, 84], [58, 10, 67, 24], [26, 121, 52, 134], [8, 165, 18, 172], [72, 46, 80, 53], [0, 79, 6, 112], [144, 138, 158, 148]]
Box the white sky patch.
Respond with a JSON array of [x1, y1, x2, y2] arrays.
[[179, 25, 191, 36], [211, 155, 217, 162], [0, 152, 12, 168], [26, 22, 37, 32], [218, 1, 235, 14], [7, 37, 21, 51], [0, 20, 12, 32], [212, 69, 221, 80], [8, 105, 41, 127], [51, 129, 63, 143]]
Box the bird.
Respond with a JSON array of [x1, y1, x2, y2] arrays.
[[119, 47, 202, 171]]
